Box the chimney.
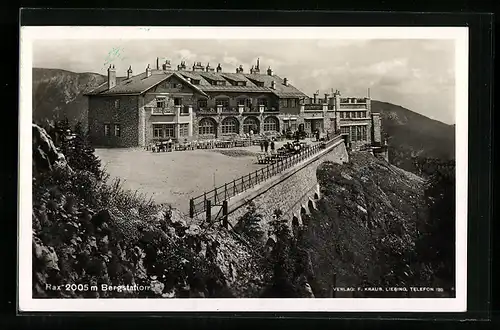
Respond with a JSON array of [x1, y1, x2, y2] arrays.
[[271, 80, 276, 89], [250, 65, 254, 74], [283, 78, 288, 86], [324, 93, 329, 103], [216, 63, 222, 73], [146, 64, 152, 78], [127, 65, 133, 79], [192, 61, 204, 72], [313, 93, 318, 104], [236, 65, 243, 73], [254, 58, 260, 73], [267, 67, 273, 76], [177, 61, 186, 71], [156, 57, 160, 70], [206, 63, 215, 72], [107, 64, 116, 89], [162, 59, 171, 70]]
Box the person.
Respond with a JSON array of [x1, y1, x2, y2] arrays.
[[315, 130, 320, 141], [260, 140, 264, 152], [270, 139, 275, 153], [264, 139, 269, 153]]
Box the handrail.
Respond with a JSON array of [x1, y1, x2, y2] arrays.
[[189, 134, 343, 218]]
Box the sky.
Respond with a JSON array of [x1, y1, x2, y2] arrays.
[[33, 39, 456, 124]]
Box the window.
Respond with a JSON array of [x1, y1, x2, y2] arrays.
[[199, 118, 216, 135], [114, 124, 121, 137], [258, 98, 268, 107], [153, 125, 163, 138], [216, 98, 230, 108], [192, 80, 200, 85], [340, 126, 349, 135], [305, 121, 311, 131], [350, 126, 356, 141], [346, 112, 352, 119], [245, 98, 252, 108], [156, 97, 166, 108], [197, 99, 208, 109], [153, 124, 175, 139], [221, 117, 239, 134], [290, 119, 297, 131], [165, 124, 175, 137], [243, 117, 259, 134], [340, 112, 345, 119], [289, 99, 298, 107], [237, 81, 246, 86], [216, 81, 226, 86], [174, 98, 183, 106], [362, 125, 367, 140], [179, 123, 189, 137], [104, 124, 111, 136], [263, 116, 279, 132], [114, 99, 120, 109], [237, 98, 245, 106]]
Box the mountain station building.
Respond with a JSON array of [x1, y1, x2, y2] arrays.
[[85, 58, 382, 150]]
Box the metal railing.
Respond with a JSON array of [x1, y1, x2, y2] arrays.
[[339, 104, 368, 109], [304, 104, 323, 111], [147, 107, 175, 115], [189, 133, 343, 218]]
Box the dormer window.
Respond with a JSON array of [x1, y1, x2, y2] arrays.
[[237, 81, 246, 86], [192, 79, 200, 85], [216, 81, 226, 86], [255, 81, 264, 87], [156, 97, 166, 108]]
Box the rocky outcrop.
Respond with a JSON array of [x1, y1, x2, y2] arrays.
[[32, 124, 71, 175]]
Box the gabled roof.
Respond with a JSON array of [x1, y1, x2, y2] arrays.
[[85, 69, 307, 99], [85, 70, 208, 97]]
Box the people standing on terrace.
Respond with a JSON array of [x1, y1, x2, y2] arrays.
[[264, 139, 269, 153]]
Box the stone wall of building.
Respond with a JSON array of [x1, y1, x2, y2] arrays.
[[371, 112, 382, 145], [88, 95, 139, 147]]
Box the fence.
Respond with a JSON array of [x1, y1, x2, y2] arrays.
[[189, 133, 343, 218]]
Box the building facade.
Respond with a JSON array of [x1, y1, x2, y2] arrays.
[[85, 58, 381, 150]]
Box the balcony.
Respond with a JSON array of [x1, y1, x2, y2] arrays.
[[304, 104, 323, 111], [179, 105, 192, 116], [197, 107, 217, 115], [339, 103, 367, 109], [148, 107, 176, 115], [327, 104, 335, 111], [219, 106, 239, 114]]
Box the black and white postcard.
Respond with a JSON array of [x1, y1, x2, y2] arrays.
[[19, 26, 468, 312]]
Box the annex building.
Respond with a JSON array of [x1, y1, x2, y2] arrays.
[[85, 58, 383, 150]]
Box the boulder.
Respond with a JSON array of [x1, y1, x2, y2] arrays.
[[32, 124, 71, 174]]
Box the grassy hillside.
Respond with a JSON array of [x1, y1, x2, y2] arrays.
[[371, 100, 455, 172]]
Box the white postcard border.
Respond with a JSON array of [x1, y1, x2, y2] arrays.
[[19, 26, 468, 312]]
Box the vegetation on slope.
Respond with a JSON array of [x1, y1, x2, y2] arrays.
[[300, 152, 455, 297], [32, 121, 266, 298]]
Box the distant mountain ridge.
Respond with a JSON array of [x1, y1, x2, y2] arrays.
[[32, 68, 455, 173], [371, 100, 455, 172], [32, 68, 107, 127]]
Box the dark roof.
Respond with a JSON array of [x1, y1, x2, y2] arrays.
[[85, 69, 307, 98], [85, 70, 208, 97], [220, 72, 249, 83], [199, 85, 270, 93], [199, 71, 226, 82]]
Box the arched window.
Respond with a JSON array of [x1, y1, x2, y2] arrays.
[[263, 116, 279, 132], [243, 117, 260, 134], [221, 117, 239, 134], [199, 118, 216, 135]]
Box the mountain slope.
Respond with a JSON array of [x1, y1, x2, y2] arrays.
[[32, 68, 107, 127], [371, 100, 455, 172]]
